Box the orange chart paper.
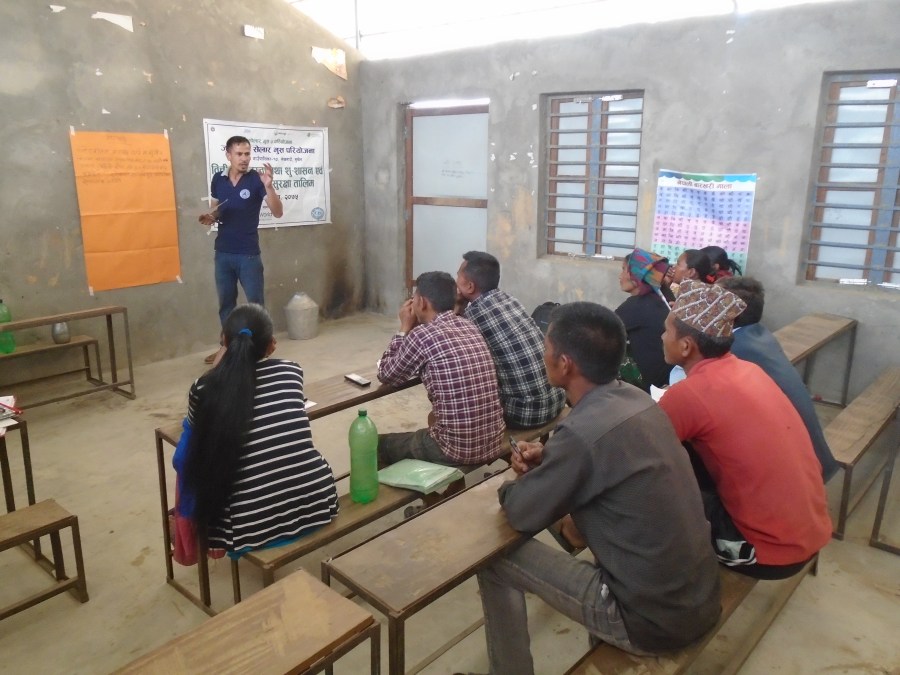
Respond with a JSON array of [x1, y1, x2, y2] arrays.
[[70, 131, 181, 292]]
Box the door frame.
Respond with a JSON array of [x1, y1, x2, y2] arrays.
[[404, 104, 490, 290]]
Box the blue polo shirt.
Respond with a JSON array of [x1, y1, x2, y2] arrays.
[[211, 170, 267, 255]]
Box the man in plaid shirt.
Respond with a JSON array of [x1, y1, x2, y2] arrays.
[[457, 251, 566, 429], [377, 271, 506, 466]]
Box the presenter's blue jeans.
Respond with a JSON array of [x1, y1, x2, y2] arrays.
[[214, 251, 265, 326]]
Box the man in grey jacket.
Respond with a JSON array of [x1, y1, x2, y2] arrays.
[[477, 302, 721, 675]]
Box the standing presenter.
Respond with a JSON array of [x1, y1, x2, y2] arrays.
[[199, 135, 283, 364]]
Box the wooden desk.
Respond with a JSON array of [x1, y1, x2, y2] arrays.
[[155, 366, 421, 615], [773, 313, 857, 406], [322, 470, 523, 675], [0, 305, 135, 408], [304, 367, 420, 419], [115, 569, 380, 675]]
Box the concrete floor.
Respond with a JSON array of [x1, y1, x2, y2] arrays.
[[0, 312, 898, 674]]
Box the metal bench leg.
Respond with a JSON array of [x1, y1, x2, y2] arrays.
[[372, 621, 382, 675], [156, 434, 175, 583], [231, 558, 242, 603], [834, 464, 853, 540], [870, 442, 899, 555], [50, 530, 67, 580], [198, 539, 212, 609], [839, 327, 857, 407], [388, 616, 404, 675], [70, 518, 89, 602]]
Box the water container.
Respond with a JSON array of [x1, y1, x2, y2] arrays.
[[284, 292, 319, 340], [0, 299, 15, 354], [349, 409, 379, 504]]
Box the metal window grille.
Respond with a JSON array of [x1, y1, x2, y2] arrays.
[[804, 73, 900, 287], [544, 92, 643, 257]]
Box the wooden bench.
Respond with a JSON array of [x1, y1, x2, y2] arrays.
[[115, 569, 380, 675], [0, 499, 88, 620], [0, 335, 102, 387], [238, 409, 570, 595], [0, 305, 135, 408], [825, 366, 900, 539], [773, 312, 857, 406], [565, 559, 816, 675], [157, 403, 569, 615]]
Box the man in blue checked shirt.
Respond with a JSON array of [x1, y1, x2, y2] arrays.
[[456, 251, 566, 429]]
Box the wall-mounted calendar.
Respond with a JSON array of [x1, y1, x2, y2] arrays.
[[651, 170, 757, 272]]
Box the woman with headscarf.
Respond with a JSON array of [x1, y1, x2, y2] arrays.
[[614, 248, 673, 390]]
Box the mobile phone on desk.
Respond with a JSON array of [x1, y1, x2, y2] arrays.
[[344, 373, 371, 387]]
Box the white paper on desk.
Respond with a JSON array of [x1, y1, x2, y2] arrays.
[[305, 400, 317, 411], [649, 385, 668, 403], [0, 395, 17, 422]]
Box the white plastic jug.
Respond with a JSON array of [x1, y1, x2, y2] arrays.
[[284, 293, 319, 340]]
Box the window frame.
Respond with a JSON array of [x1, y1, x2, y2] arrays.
[[542, 90, 644, 259], [803, 71, 900, 287]]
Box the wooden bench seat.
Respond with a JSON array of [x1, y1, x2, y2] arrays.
[[825, 366, 900, 539], [115, 569, 379, 675], [0, 499, 88, 620], [772, 312, 856, 406], [241, 484, 419, 588], [566, 559, 816, 675], [0, 335, 102, 386]]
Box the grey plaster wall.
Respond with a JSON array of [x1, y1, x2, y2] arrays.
[[360, 0, 900, 399], [0, 0, 363, 367]]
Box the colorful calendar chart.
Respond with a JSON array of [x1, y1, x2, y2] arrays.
[[651, 170, 757, 272]]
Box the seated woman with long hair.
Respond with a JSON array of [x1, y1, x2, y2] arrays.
[[701, 245, 743, 280], [183, 304, 339, 555]]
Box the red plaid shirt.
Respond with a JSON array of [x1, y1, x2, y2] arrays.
[[377, 311, 506, 464]]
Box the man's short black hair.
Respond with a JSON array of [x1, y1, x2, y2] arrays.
[[547, 302, 625, 385], [226, 136, 251, 151], [718, 276, 764, 327], [673, 318, 734, 358], [415, 271, 456, 312], [462, 251, 501, 293]]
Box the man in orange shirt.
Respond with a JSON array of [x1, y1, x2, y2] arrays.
[[658, 281, 831, 579]]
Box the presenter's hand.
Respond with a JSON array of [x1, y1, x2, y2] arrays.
[[260, 162, 275, 188], [198, 212, 216, 226], [511, 441, 543, 475]]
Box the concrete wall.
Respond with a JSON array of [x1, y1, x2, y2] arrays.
[[360, 0, 900, 399], [0, 0, 363, 366]]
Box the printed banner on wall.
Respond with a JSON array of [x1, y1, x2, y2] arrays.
[[69, 130, 181, 292], [651, 170, 757, 272], [202, 119, 330, 227]]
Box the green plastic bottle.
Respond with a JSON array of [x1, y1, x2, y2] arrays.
[[0, 299, 15, 354], [349, 409, 379, 504]]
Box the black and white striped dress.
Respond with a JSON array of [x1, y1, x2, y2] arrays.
[[187, 358, 339, 552]]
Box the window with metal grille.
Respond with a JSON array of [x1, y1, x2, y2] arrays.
[[804, 73, 899, 287], [544, 92, 643, 258]]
